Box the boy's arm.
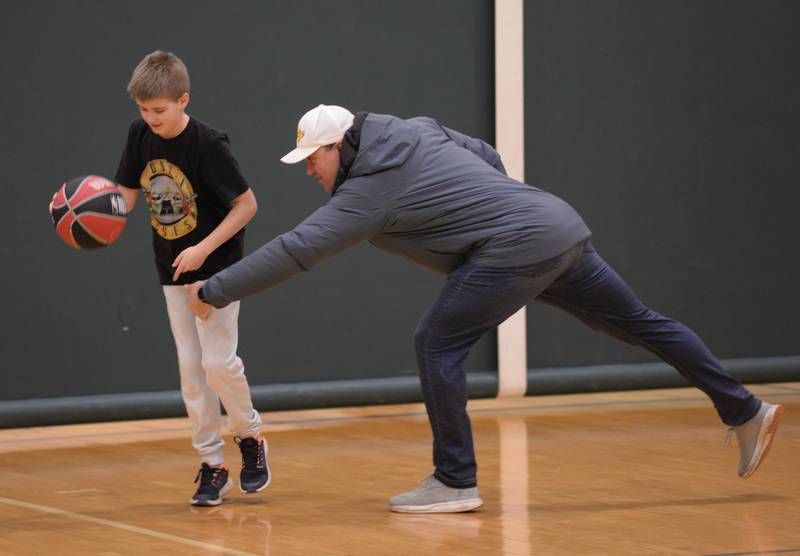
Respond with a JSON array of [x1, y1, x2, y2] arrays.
[[115, 121, 145, 212], [49, 183, 139, 217], [117, 185, 139, 213], [172, 188, 257, 282]]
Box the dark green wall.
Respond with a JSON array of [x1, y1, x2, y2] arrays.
[[524, 0, 800, 369], [0, 1, 495, 401], [1, 1, 798, 412]]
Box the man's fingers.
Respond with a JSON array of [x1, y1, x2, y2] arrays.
[[198, 306, 211, 321], [194, 301, 212, 321], [184, 281, 209, 320]]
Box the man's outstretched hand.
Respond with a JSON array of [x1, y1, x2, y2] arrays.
[[185, 280, 212, 321]]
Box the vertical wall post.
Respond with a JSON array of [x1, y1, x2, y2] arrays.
[[495, 0, 527, 397]]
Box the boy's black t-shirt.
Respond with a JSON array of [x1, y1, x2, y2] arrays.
[[115, 117, 250, 285]]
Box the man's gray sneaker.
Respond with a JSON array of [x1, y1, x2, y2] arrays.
[[725, 402, 783, 479], [389, 475, 483, 513]]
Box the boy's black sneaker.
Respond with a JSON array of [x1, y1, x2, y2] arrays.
[[191, 463, 233, 506], [235, 433, 271, 493]]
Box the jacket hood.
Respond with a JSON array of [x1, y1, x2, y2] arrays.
[[347, 114, 419, 179]]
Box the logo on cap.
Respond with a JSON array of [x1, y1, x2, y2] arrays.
[[296, 129, 305, 144]]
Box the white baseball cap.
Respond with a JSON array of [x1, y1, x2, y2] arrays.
[[280, 104, 355, 164]]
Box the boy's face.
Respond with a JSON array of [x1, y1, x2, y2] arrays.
[[135, 93, 189, 139]]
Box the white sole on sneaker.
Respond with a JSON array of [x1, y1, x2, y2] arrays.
[[390, 497, 484, 513], [741, 404, 783, 479], [190, 478, 233, 506], [239, 463, 272, 494]]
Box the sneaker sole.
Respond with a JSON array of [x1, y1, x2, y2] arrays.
[[190, 478, 233, 506], [240, 463, 272, 494], [741, 404, 783, 479], [390, 497, 484, 514]]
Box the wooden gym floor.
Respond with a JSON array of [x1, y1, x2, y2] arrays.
[[0, 382, 798, 555]]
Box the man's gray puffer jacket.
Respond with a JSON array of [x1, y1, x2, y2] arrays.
[[203, 113, 591, 307]]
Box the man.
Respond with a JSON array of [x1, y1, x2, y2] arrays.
[[187, 104, 782, 513]]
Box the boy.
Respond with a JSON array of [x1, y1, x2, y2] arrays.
[[114, 50, 269, 506]]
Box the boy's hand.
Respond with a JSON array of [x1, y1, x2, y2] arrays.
[[172, 245, 210, 282], [48, 192, 57, 224], [185, 281, 211, 321]]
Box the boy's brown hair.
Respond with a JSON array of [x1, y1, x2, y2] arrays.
[[127, 50, 190, 100]]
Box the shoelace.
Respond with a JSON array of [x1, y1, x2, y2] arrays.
[[195, 464, 225, 487], [723, 427, 735, 447], [237, 437, 265, 470]]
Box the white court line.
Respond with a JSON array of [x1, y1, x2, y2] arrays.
[[0, 496, 259, 556], [56, 488, 103, 494]]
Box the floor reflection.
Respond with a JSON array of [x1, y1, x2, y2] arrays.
[[189, 503, 272, 555], [499, 416, 531, 556]]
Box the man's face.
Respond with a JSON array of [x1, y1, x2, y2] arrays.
[[136, 94, 189, 139], [305, 143, 341, 193]]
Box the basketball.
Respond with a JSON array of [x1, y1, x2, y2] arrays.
[[50, 175, 127, 250]]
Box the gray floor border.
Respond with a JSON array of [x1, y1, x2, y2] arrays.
[[1, 356, 797, 429]]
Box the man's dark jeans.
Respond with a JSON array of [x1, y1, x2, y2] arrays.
[[414, 241, 760, 488]]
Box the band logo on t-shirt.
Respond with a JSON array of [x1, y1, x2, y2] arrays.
[[139, 158, 198, 240]]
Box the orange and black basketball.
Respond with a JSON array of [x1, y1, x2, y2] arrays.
[[50, 175, 127, 250]]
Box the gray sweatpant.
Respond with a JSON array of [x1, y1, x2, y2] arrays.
[[163, 286, 262, 465]]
